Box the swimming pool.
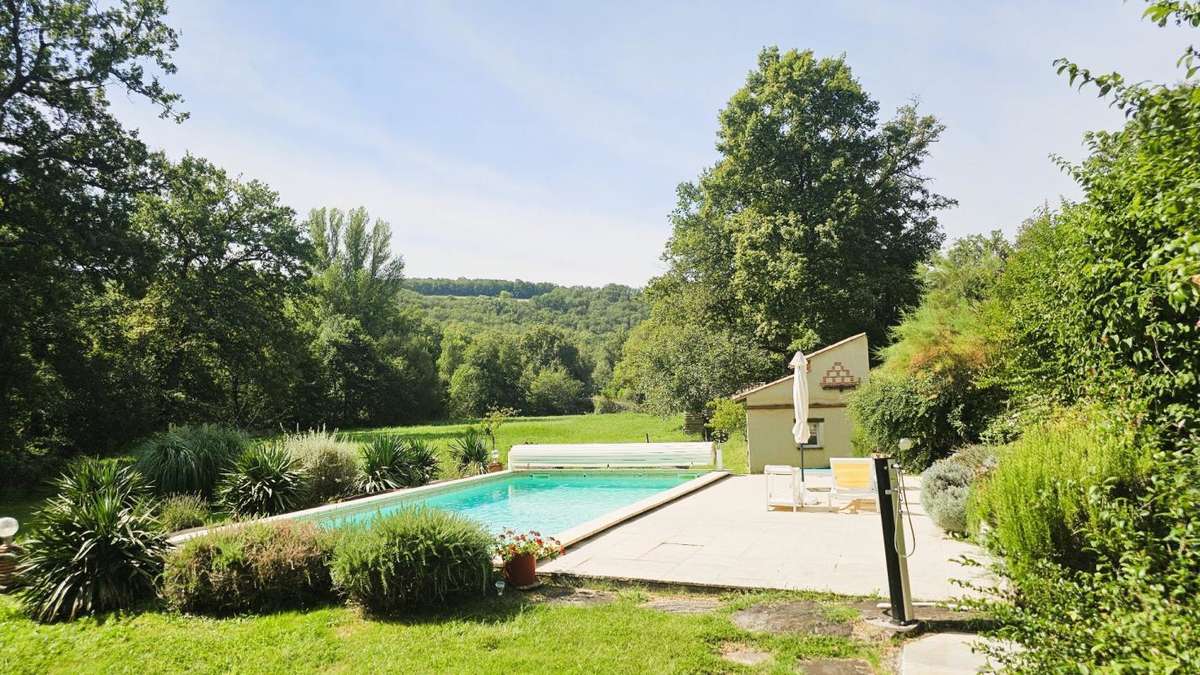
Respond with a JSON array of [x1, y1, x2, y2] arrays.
[[302, 471, 707, 538]]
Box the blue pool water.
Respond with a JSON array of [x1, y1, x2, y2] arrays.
[[313, 472, 700, 536]]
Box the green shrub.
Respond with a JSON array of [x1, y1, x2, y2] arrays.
[[980, 445, 1200, 671], [706, 397, 746, 441], [359, 435, 406, 494], [329, 507, 493, 613], [135, 424, 248, 496], [525, 366, 587, 415], [849, 372, 1005, 471], [397, 439, 439, 487], [18, 459, 168, 622], [450, 427, 490, 476], [949, 443, 998, 474], [285, 428, 362, 506], [217, 443, 306, 518], [158, 494, 210, 533], [920, 457, 976, 534], [161, 520, 334, 615], [970, 407, 1146, 573], [591, 395, 629, 414], [0, 442, 66, 492]]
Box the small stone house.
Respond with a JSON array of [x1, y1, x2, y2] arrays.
[[731, 333, 869, 473]]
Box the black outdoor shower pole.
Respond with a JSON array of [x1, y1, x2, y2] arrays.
[[873, 454, 915, 626]]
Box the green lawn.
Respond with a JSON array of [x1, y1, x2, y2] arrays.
[[0, 585, 890, 674], [345, 411, 748, 476], [0, 489, 44, 539]]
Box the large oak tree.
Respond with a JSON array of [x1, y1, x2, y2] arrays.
[[653, 47, 952, 356]]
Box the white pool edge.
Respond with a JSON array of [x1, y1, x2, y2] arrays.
[[167, 470, 515, 545], [167, 469, 728, 546]]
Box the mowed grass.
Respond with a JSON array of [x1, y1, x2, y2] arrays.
[[344, 412, 728, 476], [0, 586, 887, 674]]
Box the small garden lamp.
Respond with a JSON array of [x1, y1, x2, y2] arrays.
[[494, 578, 506, 596], [0, 517, 19, 590], [0, 517, 17, 544]]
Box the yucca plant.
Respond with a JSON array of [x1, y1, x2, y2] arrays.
[[451, 427, 490, 476], [398, 439, 440, 487], [217, 443, 305, 517], [135, 424, 247, 497], [358, 436, 406, 495], [18, 459, 168, 623]]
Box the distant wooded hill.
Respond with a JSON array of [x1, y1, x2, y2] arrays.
[[401, 281, 647, 350], [405, 277, 559, 298]]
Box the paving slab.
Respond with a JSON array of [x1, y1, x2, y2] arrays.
[[795, 659, 874, 675], [641, 596, 723, 614], [900, 632, 996, 674], [541, 474, 989, 600], [720, 643, 772, 666], [532, 587, 616, 607], [731, 601, 854, 637]]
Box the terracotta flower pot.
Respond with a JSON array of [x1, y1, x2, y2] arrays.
[[503, 552, 538, 588]]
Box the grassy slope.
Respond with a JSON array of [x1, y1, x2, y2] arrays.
[[0, 587, 886, 674]]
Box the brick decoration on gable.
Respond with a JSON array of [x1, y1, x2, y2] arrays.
[[820, 361, 860, 390]]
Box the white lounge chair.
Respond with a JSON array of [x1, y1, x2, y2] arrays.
[[829, 458, 878, 512], [764, 464, 803, 511]]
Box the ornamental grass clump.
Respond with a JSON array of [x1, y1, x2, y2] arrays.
[[329, 507, 493, 613], [217, 442, 306, 517], [18, 459, 168, 623], [284, 428, 362, 506], [161, 521, 334, 615], [157, 493, 211, 533], [135, 424, 248, 496]]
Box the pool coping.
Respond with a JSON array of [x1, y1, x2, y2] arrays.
[[166, 469, 728, 547]]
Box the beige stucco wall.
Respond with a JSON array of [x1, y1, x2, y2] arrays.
[[737, 334, 870, 473]]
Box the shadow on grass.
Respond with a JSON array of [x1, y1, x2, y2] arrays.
[[344, 428, 468, 444], [346, 587, 560, 627]]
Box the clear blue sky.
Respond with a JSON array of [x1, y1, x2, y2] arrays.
[[115, 1, 1192, 286]]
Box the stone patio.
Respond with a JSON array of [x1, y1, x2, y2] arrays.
[[899, 632, 1001, 673], [541, 474, 987, 601]]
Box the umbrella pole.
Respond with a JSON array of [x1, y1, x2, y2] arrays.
[[800, 443, 806, 482]]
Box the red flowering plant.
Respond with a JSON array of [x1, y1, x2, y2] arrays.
[[493, 529, 564, 562]]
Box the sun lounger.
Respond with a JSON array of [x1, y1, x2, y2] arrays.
[[829, 458, 878, 511]]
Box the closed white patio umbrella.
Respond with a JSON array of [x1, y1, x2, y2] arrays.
[[790, 350, 810, 482]]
